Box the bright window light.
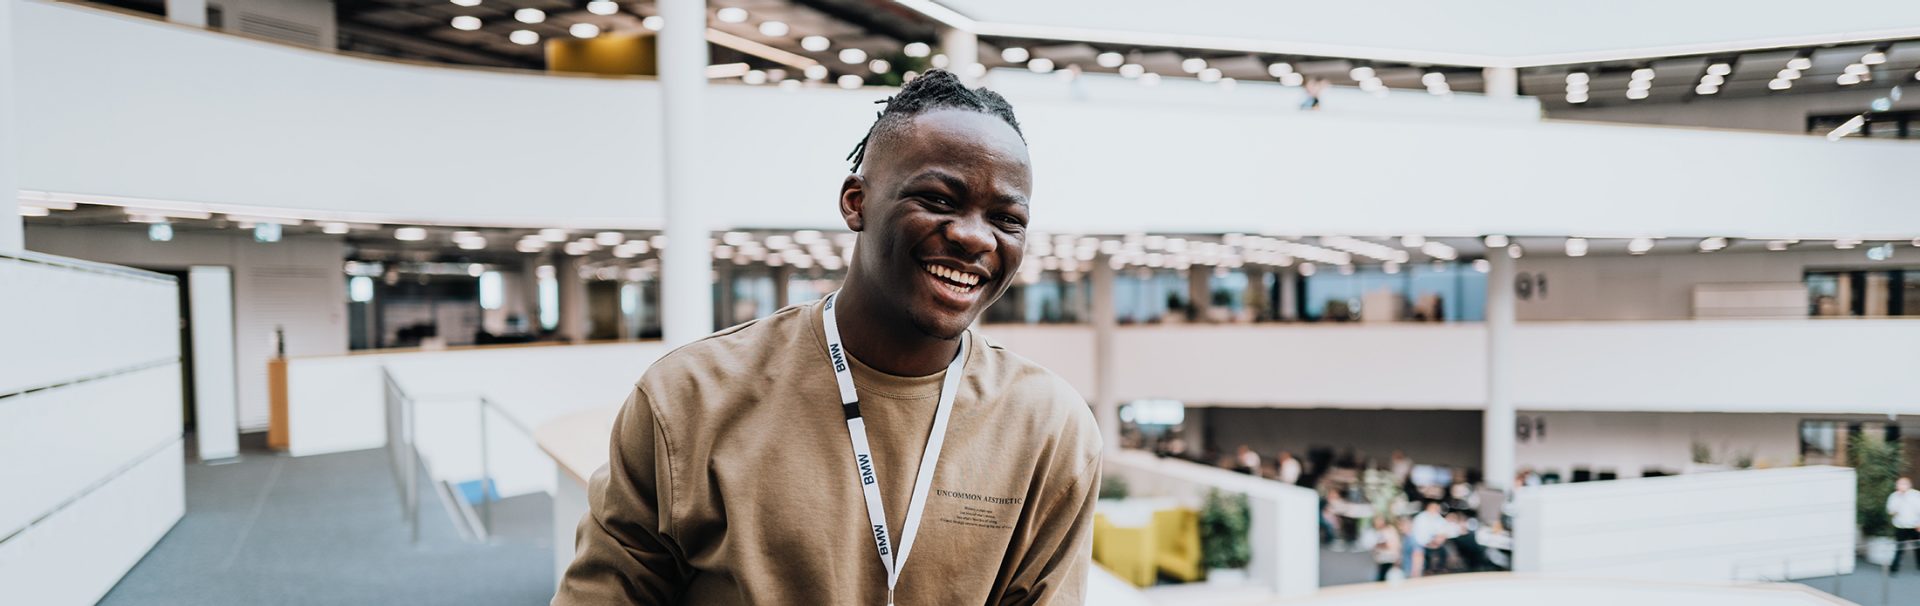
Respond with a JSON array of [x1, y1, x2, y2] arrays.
[[538, 270, 559, 330], [149, 223, 173, 242], [349, 276, 375, 303], [479, 271, 503, 310]]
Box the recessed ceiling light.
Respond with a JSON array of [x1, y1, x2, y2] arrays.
[[1835, 239, 1861, 250], [903, 42, 930, 58], [451, 16, 481, 31], [570, 23, 600, 38], [757, 20, 787, 37], [1198, 67, 1221, 82], [800, 35, 830, 52], [1788, 57, 1813, 71], [1181, 57, 1206, 73], [509, 29, 539, 45], [586, 0, 617, 16], [1002, 47, 1029, 63], [1566, 92, 1588, 103], [1349, 66, 1375, 80], [837, 74, 863, 89], [395, 227, 428, 241], [1768, 78, 1792, 90], [1838, 73, 1862, 86], [869, 59, 891, 74], [1695, 83, 1719, 95], [715, 7, 747, 23], [1028, 58, 1055, 74], [514, 8, 544, 23], [1626, 88, 1649, 100], [1845, 63, 1870, 76], [1628, 237, 1654, 254], [1706, 63, 1731, 76], [540, 228, 568, 242], [1631, 68, 1655, 81], [149, 223, 174, 242], [1484, 235, 1509, 248], [1564, 237, 1588, 257], [322, 222, 350, 234], [1421, 72, 1446, 87], [1096, 52, 1124, 68], [838, 48, 866, 64], [1778, 68, 1801, 80], [1700, 74, 1724, 86], [1280, 72, 1304, 86], [1863, 51, 1887, 65], [1698, 237, 1728, 252], [642, 15, 664, 31], [595, 231, 625, 246], [1565, 72, 1590, 85], [449, 0, 479, 6], [1119, 63, 1144, 78], [804, 65, 828, 80]]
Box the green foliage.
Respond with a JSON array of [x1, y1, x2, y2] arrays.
[[1200, 490, 1252, 570], [1098, 475, 1130, 501], [1691, 440, 1714, 464], [1851, 433, 1907, 538]]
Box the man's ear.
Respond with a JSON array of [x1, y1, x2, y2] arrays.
[[839, 175, 867, 232]]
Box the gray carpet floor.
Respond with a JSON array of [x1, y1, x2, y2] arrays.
[[99, 438, 555, 606]]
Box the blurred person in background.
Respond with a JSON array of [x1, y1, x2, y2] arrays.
[[1398, 516, 1424, 579], [1235, 444, 1262, 475], [1411, 501, 1450, 575], [1372, 516, 1403, 581], [1277, 450, 1303, 486], [555, 70, 1101, 605], [1890, 477, 1920, 572]]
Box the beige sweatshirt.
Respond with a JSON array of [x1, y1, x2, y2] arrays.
[[554, 300, 1103, 605]]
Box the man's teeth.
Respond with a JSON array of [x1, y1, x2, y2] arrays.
[[924, 264, 980, 287]]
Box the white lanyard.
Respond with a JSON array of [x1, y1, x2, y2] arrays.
[[820, 291, 968, 606]]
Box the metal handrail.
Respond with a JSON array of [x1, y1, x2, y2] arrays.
[[380, 366, 546, 544], [381, 366, 420, 543], [1732, 537, 1920, 605]]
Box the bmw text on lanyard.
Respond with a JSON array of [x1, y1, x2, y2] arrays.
[[821, 291, 968, 606]]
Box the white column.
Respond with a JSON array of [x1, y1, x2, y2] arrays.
[[940, 27, 980, 84], [659, 0, 712, 347], [0, 0, 21, 253], [1483, 66, 1519, 99], [165, 0, 207, 26], [1483, 250, 1516, 491], [1090, 256, 1120, 452], [1277, 266, 1297, 321], [189, 266, 240, 461]]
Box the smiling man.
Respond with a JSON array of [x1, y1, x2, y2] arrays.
[[553, 70, 1102, 605]]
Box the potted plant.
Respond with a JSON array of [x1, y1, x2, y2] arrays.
[[1851, 433, 1906, 566], [1200, 489, 1252, 585], [1098, 475, 1130, 501]]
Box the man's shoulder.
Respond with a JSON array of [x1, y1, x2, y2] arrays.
[[973, 332, 1102, 459], [635, 303, 815, 401]]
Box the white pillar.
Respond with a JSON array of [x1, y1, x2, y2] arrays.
[[940, 27, 980, 84], [1277, 266, 1298, 321], [1483, 250, 1516, 491], [0, 0, 21, 253], [1482, 67, 1519, 99], [165, 0, 207, 26], [659, 0, 712, 347], [1090, 256, 1120, 452]]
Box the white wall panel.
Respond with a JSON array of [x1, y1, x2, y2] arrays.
[[1511, 320, 1919, 414], [0, 440, 184, 606], [1105, 450, 1319, 597], [27, 227, 348, 431], [0, 254, 177, 394], [17, 2, 1920, 237], [1111, 324, 1488, 407], [0, 364, 181, 536], [1513, 466, 1855, 581]]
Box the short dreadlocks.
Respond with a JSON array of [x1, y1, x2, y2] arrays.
[[846, 69, 1026, 173]]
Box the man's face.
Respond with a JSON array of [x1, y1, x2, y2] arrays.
[[1901, 478, 1912, 492], [840, 109, 1032, 339]]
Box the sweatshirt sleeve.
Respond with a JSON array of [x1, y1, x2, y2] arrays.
[[553, 387, 690, 605], [998, 453, 1102, 606]]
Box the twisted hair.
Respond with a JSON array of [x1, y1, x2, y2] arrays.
[[846, 69, 1025, 173]]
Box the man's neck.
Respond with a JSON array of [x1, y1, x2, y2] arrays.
[[833, 284, 961, 377]]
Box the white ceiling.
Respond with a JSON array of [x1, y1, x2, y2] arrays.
[[923, 0, 1920, 68]]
